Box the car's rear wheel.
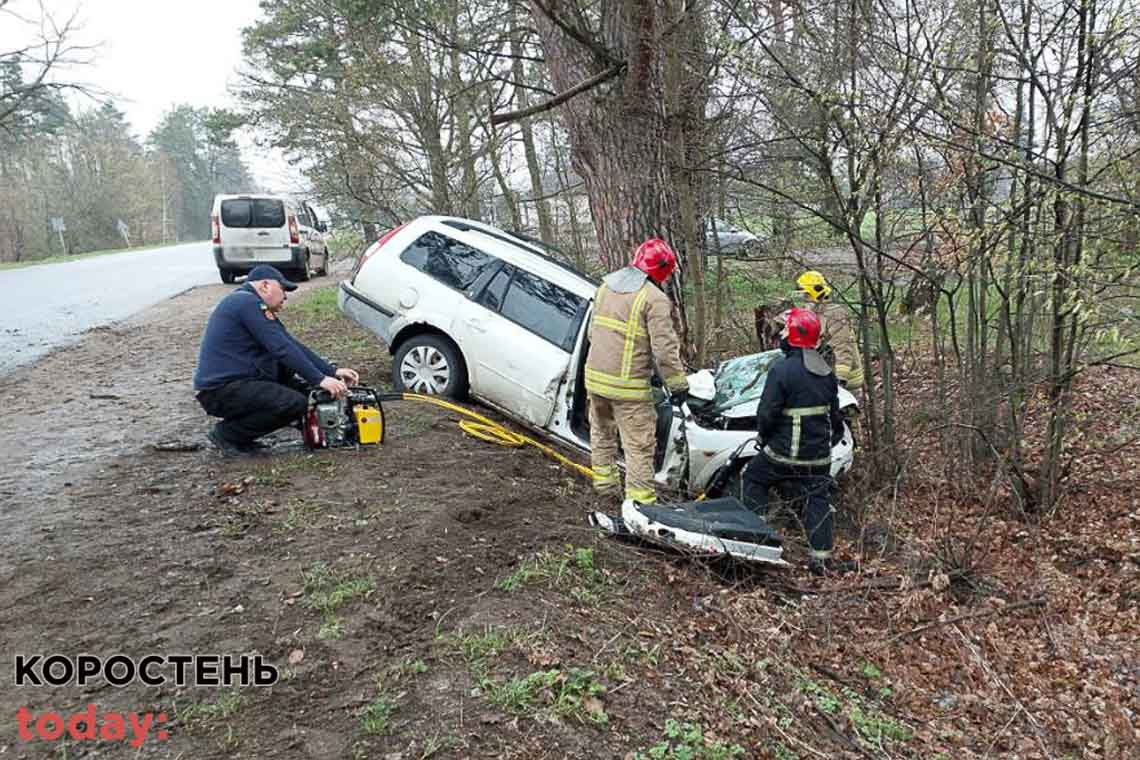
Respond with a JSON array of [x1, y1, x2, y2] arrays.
[[219, 268, 236, 284], [392, 335, 468, 398]]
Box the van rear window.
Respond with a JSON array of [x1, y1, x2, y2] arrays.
[[220, 199, 286, 228]]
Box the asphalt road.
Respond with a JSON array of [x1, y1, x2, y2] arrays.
[[0, 241, 219, 376]]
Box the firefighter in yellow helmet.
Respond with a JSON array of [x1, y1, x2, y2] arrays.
[[795, 271, 864, 390], [585, 239, 689, 505]]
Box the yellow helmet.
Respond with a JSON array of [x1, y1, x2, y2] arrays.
[[796, 270, 832, 302]]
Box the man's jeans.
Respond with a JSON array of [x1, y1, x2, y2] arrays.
[[741, 451, 834, 556], [196, 379, 308, 446]]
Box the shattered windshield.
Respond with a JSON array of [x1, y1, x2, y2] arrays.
[[711, 350, 783, 411]]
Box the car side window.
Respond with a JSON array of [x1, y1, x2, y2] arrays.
[[477, 266, 512, 311], [499, 269, 585, 350], [400, 231, 497, 291]]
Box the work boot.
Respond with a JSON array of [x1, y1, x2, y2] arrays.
[[207, 426, 254, 458], [807, 556, 860, 577]]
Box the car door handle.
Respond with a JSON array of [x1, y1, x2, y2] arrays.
[[466, 318, 486, 333], [257, 231, 270, 236]]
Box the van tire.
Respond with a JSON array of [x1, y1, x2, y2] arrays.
[[294, 252, 312, 282], [392, 335, 469, 399], [219, 268, 236, 284]]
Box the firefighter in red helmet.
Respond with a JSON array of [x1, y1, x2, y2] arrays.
[[741, 308, 854, 575], [585, 239, 689, 505]]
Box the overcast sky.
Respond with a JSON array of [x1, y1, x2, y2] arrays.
[[4, 0, 302, 191]]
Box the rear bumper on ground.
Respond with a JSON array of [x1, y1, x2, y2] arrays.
[[213, 245, 307, 273]]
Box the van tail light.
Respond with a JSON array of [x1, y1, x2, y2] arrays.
[[288, 215, 300, 245], [352, 223, 407, 283], [211, 215, 220, 244]]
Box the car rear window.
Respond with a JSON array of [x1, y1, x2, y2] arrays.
[[220, 199, 286, 228], [499, 269, 585, 350], [400, 231, 497, 291]]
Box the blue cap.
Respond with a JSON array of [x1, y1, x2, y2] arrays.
[[246, 265, 297, 291]]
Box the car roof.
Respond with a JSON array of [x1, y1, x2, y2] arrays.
[[415, 216, 599, 299]]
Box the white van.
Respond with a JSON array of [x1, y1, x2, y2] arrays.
[[210, 194, 329, 284]]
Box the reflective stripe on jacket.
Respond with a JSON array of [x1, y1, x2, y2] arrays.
[[755, 347, 843, 466], [584, 268, 689, 401]]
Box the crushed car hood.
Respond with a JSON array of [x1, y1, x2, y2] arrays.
[[688, 350, 857, 419]]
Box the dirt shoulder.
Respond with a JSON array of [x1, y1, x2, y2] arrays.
[[0, 280, 1136, 759]]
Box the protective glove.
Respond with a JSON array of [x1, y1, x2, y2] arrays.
[[669, 389, 689, 407]]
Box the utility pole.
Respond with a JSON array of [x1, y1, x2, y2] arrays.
[[160, 161, 169, 244]]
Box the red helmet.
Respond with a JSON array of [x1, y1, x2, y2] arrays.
[[631, 239, 677, 284], [784, 307, 822, 348]]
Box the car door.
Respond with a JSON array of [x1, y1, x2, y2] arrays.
[[302, 202, 327, 261], [456, 264, 586, 428]]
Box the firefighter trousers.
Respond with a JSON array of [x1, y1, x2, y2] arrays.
[[741, 452, 834, 558], [588, 395, 658, 503]]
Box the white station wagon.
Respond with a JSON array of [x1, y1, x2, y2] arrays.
[[337, 216, 857, 500]]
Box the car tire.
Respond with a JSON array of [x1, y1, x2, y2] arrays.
[[316, 251, 328, 277], [219, 268, 236, 284], [294, 251, 312, 282], [392, 335, 469, 398]]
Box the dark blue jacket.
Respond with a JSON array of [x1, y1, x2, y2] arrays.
[[755, 347, 844, 466], [193, 284, 334, 391]]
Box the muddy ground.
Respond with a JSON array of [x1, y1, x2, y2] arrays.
[[0, 276, 1136, 759]]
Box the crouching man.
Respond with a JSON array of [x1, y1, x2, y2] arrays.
[[741, 308, 852, 575], [193, 265, 359, 456]]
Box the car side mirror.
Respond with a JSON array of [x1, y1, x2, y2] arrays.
[[317, 222, 328, 233]]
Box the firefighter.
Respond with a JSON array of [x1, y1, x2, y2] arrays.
[[585, 239, 689, 505], [795, 270, 864, 390], [741, 308, 852, 575]]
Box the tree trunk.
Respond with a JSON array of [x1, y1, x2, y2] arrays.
[[406, 30, 452, 214], [512, 28, 555, 244], [448, 13, 481, 220], [530, 0, 673, 272]]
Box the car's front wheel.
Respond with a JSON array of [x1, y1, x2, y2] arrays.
[[219, 268, 236, 284], [392, 335, 468, 398]]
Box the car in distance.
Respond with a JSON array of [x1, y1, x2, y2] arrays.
[[210, 194, 329, 284]]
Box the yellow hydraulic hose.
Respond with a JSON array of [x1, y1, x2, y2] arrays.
[[396, 392, 597, 481]]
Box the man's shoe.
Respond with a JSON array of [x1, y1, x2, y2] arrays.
[[207, 427, 252, 458], [808, 556, 860, 576]]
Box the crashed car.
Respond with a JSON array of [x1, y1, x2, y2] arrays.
[[338, 216, 857, 507]]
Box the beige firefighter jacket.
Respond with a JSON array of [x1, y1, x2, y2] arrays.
[[807, 300, 864, 389], [584, 268, 689, 401]]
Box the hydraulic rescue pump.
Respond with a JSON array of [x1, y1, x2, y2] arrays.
[[302, 387, 385, 449]]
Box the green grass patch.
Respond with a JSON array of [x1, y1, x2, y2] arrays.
[[633, 719, 746, 759], [251, 456, 340, 487], [359, 695, 396, 735], [794, 675, 912, 746], [483, 668, 608, 726], [443, 626, 609, 726], [275, 499, 323, 533], [447, 625, 527, 666], [496, 544, 611, 604], [300, 561, 374, 639], [175, 691, 245, 727], [290, 285, 341, 322]]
